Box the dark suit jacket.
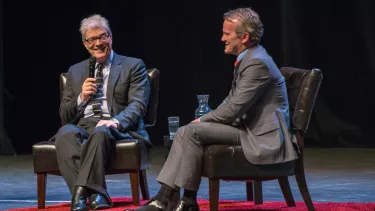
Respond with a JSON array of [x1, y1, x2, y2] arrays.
[[59, 52, 151, 145], [200, 45, 297, 164]]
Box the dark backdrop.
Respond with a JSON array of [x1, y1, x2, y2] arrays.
[[2, 0, 375, 154]]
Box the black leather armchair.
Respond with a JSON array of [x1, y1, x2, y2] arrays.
[[32, 68, 160, 209], [202, 67, 322, 211]]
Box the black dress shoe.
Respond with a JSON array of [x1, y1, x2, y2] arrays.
[[89, 193, 112, 210], [173, 199, 199, 211], [71, 186, 89, 211], [124, 198, 166, 211]]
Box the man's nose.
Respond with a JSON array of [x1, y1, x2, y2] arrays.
[[94, 38, 103, 45]]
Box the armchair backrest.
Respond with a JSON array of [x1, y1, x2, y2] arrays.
[[280, 67, 323, 134], [59, 68, 160, 128]]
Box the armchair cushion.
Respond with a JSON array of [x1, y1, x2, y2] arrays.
[[33, 139, 151, 174], [203, 145, 295, 179]]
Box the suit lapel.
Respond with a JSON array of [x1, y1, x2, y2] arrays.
[[107, 52, 122, 115], [230, 46, 259, 96], [83, 62, 90, 82], [236, 45, 258, 75], [233, 46, 256, 82]]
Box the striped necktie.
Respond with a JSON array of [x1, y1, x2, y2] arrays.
[[91, 63, 104, 118]]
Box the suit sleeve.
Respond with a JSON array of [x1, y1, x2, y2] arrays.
[[112, 60, 150, 132], [200, 58, 271, 124], [59, 66, 81, 125]]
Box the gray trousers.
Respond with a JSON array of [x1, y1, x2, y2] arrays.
[[55, 117, 125, 197], [157, 122, 240, 191]]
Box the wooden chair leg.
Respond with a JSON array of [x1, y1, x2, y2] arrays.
[[209, 179, 220, 211], [139, 170, 150, 200], [246, 182, 254, 201], [130, 172, 140, 206], [253, 181, 263, 204], [295, 157, 315, 211], [37, 173, 47, 209], [278, 176, 296, 207]]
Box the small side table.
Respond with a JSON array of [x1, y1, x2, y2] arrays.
[[163, 135, 173, 161]]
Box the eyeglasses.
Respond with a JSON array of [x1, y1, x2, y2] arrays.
[[84, 34, 110, 45]]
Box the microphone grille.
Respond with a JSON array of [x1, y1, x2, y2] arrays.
[[89, 56, 96, 64]]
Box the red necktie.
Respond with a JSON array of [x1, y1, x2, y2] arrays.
[[234, 60, 239, 67]]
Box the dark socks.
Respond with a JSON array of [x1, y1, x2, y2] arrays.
[[182, 189, 197, 205], [154, 184, 176, 204], [153, 185, 197, 207]]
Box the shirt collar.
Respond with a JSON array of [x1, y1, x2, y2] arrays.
[[236, 49, 248, 62], [97, 50, 113, 67], [106, 50, 114, 66]]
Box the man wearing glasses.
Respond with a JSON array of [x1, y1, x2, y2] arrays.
[[54, 14, 150, 211]]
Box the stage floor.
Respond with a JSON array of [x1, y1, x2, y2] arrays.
[[1, 147, 374, 210]]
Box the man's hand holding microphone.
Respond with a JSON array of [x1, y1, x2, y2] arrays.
[[80, 56, 119, 129]]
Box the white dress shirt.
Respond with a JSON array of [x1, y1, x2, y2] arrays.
[[77, 51, 113, 118]]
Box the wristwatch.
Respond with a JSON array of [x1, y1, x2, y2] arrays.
[[111, 118, 120, 127]]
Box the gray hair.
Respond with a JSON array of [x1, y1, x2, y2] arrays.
[[223, 8, 264, 45], [79, 14, 112, 40]]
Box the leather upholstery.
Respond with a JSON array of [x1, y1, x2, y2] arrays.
[[33, 139, 151, 174], [281, 67, 323, 132], [203, 145, 295, 178], [143, 68, 160, 127], [33, 68, 159, 174], [59, 74, 66, 102], [203, 68, 322, 179], [33, 142, 60, 174]]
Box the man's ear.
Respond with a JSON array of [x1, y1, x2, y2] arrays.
[[83, 41, 88, 49], [241, 32, 250, 44]]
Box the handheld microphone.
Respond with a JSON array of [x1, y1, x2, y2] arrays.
[[88, 56, 96, 78]]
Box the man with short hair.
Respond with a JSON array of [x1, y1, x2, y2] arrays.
[[129, 7, 297, 211], [55, 14, 150, 211]]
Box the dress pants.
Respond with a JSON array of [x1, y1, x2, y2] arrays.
[[55, 117, 125, 198], [157, 122, 241, 191]]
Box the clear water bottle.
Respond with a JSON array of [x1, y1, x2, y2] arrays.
[[195, 95, 212, 119]]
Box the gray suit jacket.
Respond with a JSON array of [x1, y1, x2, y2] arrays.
[[200, 45, 298, 164], [60, 52, 151, 145]]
